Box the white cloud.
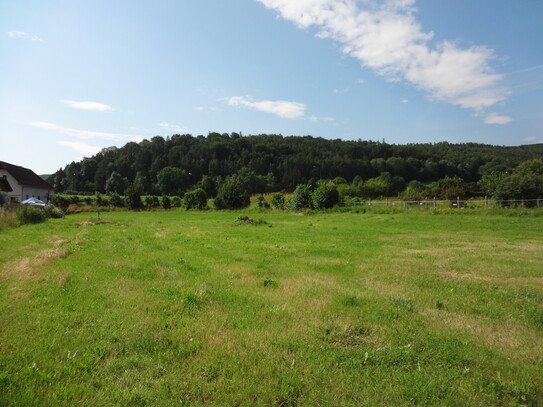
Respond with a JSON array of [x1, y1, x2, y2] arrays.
[[333, 88, 349, 94], [29, 121, 138, 140], [523, 136, 536, 142], [7, 30, 44, 42], [227, 95, 307, 119], [258, 0, 509, 117], [401, 99, 409, 103], [60, 100, 114, 111], [483, 113, 512, 125], [57, 141, 101, 156], [157, 122, 187, 133], [309, 115, 335, 122]]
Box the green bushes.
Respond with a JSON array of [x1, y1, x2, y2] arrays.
[[214, 175, 250, 210], [312, 183, 339, 209], [43, 204, 65, 219], [16, 206, 46, 224], [271, 193, 285, 209], [184, 188, 208, 210], [291, 184, 313, 210]]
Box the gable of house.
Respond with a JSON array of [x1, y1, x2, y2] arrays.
[[0, 161, 53, 190]]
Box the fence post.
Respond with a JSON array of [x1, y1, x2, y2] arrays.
[[457, 196, 460, 209], [433, 197, 436, 209]]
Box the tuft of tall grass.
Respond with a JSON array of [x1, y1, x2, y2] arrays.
[[0, 207, 19, 230]]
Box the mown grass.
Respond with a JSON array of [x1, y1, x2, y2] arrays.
[[1, 209, 542, 406]]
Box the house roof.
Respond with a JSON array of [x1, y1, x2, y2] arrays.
[[0, 177, 13, 192], [0, 161, 53, 190]]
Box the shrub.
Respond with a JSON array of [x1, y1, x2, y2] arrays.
[[270, 192, 285, 209], [51, 195, 70, 209], [17, 205, 46, 224], [184, 188, 208, 210], [125, 186, 144, 210], [256, 194, 270, 209], [214, 175, 250, 210], [162, 196, 172, 210], [95, 192, 106, 207], [0, 193, 6, 206], [144, 196, 160, 210], [172, 196, 182, 208], [43, 204, 64, 218], [291, 184, 313, 210], [109, 193, 125, 208], [312, 183, 339, 209]]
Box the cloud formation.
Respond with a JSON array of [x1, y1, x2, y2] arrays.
[[157, 122, 187, 133], [7, 31, 43, 42], [227, 96, 307, 119], [60, 100, 114, 111], [258, 0, 509, 120], [57, 141, 101, 156], [29, 121, 138, 141], [483, 113, 512, 125]]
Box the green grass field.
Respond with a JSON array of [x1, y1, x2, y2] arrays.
[[1, 208, 542, 406]]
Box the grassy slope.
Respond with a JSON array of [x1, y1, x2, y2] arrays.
[[0, 209, 542, 406]]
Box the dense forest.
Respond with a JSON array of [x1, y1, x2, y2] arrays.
[[48, 132, 543, 199]]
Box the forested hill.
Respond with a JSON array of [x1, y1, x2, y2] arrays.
[[49, 132, 543, 195]]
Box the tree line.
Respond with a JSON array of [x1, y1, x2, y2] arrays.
[[48, 133, 543, 201]]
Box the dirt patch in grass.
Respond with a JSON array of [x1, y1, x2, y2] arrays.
[[423, 308, 543, 361], [1, 239, 71, 283], [57, 271, 72, 288]]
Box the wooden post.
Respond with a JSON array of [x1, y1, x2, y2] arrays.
[[457, 196, 460, 209], [433, 197, 436, 209]]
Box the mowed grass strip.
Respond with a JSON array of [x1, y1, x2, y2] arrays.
[[1, 209, 542, 406]]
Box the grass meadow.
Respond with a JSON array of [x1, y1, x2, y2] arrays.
[[1, 208, 542, 406]]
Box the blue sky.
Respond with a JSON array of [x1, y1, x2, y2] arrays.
[[1, 0, 542, 174]]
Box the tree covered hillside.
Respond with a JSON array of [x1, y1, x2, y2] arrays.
[[49, 133, 543, 197]]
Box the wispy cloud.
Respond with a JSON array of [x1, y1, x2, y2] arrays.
[[157, 122, 187, 133], [227, 95, 307, 119], [483, 113, 512, 125], [60, 100, 114, 111], [258, 0, 509, 119], [195, 106, 222, 112], [57, 141, 101, 156], [309, 115, 335, 122], [29, 121, 139, 140], [508, 64, 543, 75], [7, 30, 44, 42]]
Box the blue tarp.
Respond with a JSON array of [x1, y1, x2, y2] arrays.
[[21, 198, 45, 205]]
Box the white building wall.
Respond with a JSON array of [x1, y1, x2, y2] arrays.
[[0, 169, 52, 203]]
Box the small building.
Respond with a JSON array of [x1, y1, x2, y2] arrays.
[[0, 161, 54, 204]]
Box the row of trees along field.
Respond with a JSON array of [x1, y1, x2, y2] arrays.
[[47, 133, 543, 200]]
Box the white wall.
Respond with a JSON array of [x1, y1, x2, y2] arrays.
[[0, 169, 52, 203]]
